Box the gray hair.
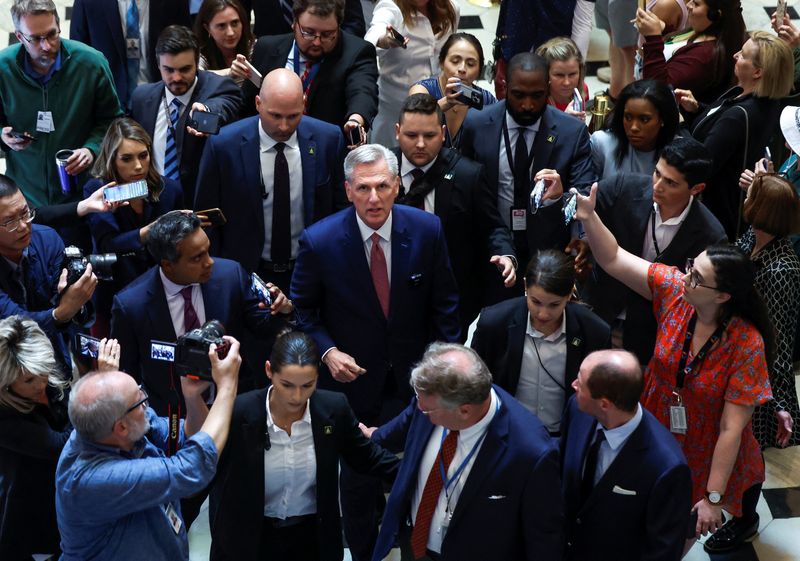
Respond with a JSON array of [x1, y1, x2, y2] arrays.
[[343, 144, 398, 183], [68, 371, 130, 441], [11, 0, 59, 30], [410, 342, 492, 408], [146, 210, 201, 263], [0, 316, 64, 413]]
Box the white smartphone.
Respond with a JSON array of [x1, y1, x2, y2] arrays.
[[244, 59, 263, 88]]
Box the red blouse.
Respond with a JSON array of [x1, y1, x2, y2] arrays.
[[643, 264, 772, 515]]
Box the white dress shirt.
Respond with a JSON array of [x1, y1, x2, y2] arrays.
[[355, 211, 393, 281], [153, 77, 199, 174], [284, 40, 311, 74], [263, 386, 317, 518], [258, 124, 304, 261], [641, 198, 694, 261], [117, 0, 151, 84], [400, 154, 437, 213], [587, 403, 643, 485], [158, 268, 206, 337], [517, 313, 567, 433], [498, 112, 541, 228], [412, 389, 500, 553]]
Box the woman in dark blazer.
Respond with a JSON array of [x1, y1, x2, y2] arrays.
[[84, 117, 184, 336], [471, 250, 611, 435], [209, 331, 399, 561]]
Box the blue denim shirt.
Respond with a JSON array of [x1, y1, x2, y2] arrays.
[[55, 408, 217, 561]]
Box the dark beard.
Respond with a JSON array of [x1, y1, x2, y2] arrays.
[[507, 105, 546, 127]]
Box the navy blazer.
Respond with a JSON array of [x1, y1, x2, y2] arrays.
[[560, 396, 691, 561], [193, 115, 347, 272], [290, 205, 461, 422], [130, 71, 242, 203], [471, 299, 611, 401], [208, 388, 398, 561], [110, 258, 285, 416], [69, 0, 190, 108], [371, 386, 564, 561], [584, 173, 727, 364], [460, 103, 595, 258], [241, 0, 365, 37]]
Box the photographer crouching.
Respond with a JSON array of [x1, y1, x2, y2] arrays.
[[56, 336, 242, 561]]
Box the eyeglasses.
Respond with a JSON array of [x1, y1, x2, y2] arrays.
[[684, 258, 719, 290], [296, 24, 338, 42], [0, 208, 36, 232], [111, 385, 149, 432], [18, 28, 60, 46], [415, 391, 452, 416]]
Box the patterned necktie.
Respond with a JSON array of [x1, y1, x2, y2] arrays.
[[271, 142, 291, 263], [180, 286, 201, 333], [580, 429, 606, 503], [279, 0, 293, 28], [370, 233, 390, 318], [163, 98, 182, 180], [411, 430, 459, 559], [125, 0, 140, 102]]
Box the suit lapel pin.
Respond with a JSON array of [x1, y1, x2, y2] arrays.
[[571, 337, 582, 347], [309, 146, 315, 155], [547, 134, 556, 144], [324, 425, 334, 435], [444, 172, 454, 180]]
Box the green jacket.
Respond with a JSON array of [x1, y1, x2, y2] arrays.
[[0, 39, 123, 207]]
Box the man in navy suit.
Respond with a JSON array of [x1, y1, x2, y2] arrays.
[[460, 52, 595, 302], [130, 25, 241, 202], [369, 342, 564, 561], [194, 68, 346, 290], [110, 211, 292, 454], [560, 349, 691, 561], [70, 0, 190, 108], [290, 144, 460, 561]]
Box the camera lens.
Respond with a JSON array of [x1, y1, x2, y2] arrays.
[[87, 253, 117, 281]]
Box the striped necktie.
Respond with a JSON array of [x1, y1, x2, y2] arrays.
[[279, 0, 293, 27], [164, 98, 182, 180]]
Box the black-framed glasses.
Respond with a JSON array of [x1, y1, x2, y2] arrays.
[[0, 208, 36, 232], [112, 385, 149, 431], [296, 24, 338, 42], [685, 258, 719, 290], [18, 28, 60, 45]]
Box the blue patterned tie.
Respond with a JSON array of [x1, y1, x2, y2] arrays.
[[163, 98, 182, 180], [125, 0, 140, 102]]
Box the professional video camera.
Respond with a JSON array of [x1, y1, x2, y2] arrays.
[[175, 320, 230, 380], [62, 246, 117, 286]]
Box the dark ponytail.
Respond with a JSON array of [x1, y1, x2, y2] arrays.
[[270, 330, 320, 372], [707, 244, 775, 368]]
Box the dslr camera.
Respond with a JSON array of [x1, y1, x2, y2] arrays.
[[455, 82, 484, 110], [62, 246, 117, 286], [175, 320, 230, 380]]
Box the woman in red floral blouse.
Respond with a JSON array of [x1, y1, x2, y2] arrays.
[[572, 184, 775, 554]]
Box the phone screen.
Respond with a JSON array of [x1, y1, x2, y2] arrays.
[[76, 334, 100, 358], [196, 207, 227, 226], [251, 273, 273, 306], [103, 180, 148, 203]]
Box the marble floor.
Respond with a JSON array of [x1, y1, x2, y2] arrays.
[[2, 0, 800, 559]]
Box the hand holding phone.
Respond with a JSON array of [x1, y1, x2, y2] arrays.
[[188, 111, 222, 135], [8, 130, 36, 142], [103, 180, 149, 203], [251, 273, 273, 306], [196, 207, 227, 227], [387, 26, 407, 48], [243, 58, 263, 88]]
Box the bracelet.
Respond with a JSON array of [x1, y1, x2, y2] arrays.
[[346, 119, 362, 126], [51, 308, 62, 323]]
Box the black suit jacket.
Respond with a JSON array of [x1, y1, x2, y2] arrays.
[[70, 0, 190, 108], [242, 32, 378, 129], [392, 147, 516, 330], [241, 0, 365, 38], [584, 173, 727, 364], [208, 388, 399, 561], [130, 71, 242, 202], [471, 298, 611, 400]]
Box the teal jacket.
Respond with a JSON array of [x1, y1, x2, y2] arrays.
[[0, 39, 123, 207]]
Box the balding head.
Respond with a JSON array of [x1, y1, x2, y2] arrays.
[[256, 69, 305, 142], [578, 350, 643, 414], [69, 371, 142, 442]]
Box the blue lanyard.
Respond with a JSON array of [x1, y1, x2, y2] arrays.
[[292, 43, 321, 92], [437, 399, 500, 492]]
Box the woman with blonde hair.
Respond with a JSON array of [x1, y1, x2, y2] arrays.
[[365, 0, 459, 147], [535, 36, 589, 121]]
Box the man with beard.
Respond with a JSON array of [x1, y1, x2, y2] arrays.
[[55, 337, 243, 561], [460, 52, 595, 302], [233, 0, 378, 145], [130, 25, 242, 202]]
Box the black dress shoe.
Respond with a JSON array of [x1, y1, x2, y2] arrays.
[[703, 515, 759, 553]]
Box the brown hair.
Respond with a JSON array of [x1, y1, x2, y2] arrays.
[[396, 0, 456, 38], [743, 173, 800, 237], [194, 0, 254, 70]]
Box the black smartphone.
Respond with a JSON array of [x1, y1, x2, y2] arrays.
[[455, 82, 484, 110], [103, 179, 149, 203], [196, 207, 227, 226], [347, 126, 361, 146], [75, 333, 101, 358], [188, 111, 222, 135], [388, 26, 407, 48], [250, 272, 273, 306], [8, 130, 36, 142]]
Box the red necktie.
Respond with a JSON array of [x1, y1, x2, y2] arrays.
[[180, 286, 201, 333], [411, 430, 459, 559], [300, 60, 313, 113], [370, 233, 390, 318]]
